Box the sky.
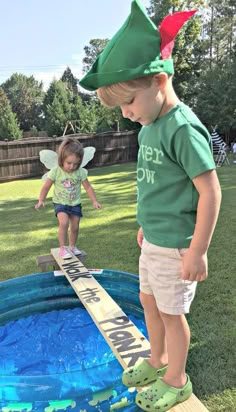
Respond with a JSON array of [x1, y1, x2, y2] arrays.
[[0, 0, 150, 91]]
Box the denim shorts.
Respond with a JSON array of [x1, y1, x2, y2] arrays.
[[53, 203, 83, 217]]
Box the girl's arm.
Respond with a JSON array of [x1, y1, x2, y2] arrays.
[[35, 178, 54, 209], [182, 169, 221, 282], [82, 179, 102, 209]]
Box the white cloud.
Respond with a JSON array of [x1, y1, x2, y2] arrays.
[[34, 62, 83, 92], [71, 52, 83, 66], [34, 69, 62, 91], [33, 52, 85, 91]]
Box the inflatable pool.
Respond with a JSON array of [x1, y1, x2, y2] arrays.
[[0, 269, 146, 411]]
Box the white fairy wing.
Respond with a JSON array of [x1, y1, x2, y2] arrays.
[[42, 171, 49, 181], [39, 147, 95, 180], [81, 147, 96, 168], [39, 150, 58, 170]]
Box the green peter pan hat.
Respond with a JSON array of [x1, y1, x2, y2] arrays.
[[79, 0, 196, 91]]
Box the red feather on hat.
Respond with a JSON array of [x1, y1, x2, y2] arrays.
[[159, 10, 197, 59]]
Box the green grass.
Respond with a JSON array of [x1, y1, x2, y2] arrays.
[[0, 162, 235, 411], [0, 163, 139, 278]]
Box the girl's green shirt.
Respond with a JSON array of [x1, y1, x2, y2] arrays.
[[48, 167, 88, 206]]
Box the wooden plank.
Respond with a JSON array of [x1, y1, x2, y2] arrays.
[[51, 248, 208, 412], [36, 251, 87, 272], [51, 247, 151, 369]]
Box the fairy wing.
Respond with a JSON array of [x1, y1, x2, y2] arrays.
[[40, 150, 58, 169], [81, 147, 96, 167], [39, 149, 58, 181], [39, 147, 95, 180]]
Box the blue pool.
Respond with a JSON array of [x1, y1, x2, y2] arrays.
[[0, 269, 147, 411]]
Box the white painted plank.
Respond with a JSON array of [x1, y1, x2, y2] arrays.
[[51, 248, 150, 369]]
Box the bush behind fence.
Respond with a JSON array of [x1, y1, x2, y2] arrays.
[[0, 131, 139, 183]]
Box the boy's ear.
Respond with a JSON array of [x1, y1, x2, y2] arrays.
[[153, 73, 169, 90]]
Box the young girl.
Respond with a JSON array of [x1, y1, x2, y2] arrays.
[[35, 137, 101, 259]]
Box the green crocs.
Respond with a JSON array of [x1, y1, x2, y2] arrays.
[[122, 359, 167, 387], [135, 375, 192, 411]]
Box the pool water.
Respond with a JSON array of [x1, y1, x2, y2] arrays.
[[0, 305, 148, 411]]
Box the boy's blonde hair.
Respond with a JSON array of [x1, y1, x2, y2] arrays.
[[97, 75, 154, 107], [58, 137, 84, 169]]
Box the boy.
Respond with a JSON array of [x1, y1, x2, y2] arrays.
[[79, 1, 221, 411]]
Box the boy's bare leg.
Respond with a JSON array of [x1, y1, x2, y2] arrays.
[[160, 312, 190, 388], [140, 292, 168, 368]]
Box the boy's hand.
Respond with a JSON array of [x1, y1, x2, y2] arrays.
[[93, 201, 102, 209], [182, 249, 208, 282], [35, 200, 45, 210], [137, 227, 143, 248]]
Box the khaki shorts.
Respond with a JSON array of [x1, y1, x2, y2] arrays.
[[139, 238, 197, 315]]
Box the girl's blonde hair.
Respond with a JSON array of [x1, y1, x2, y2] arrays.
[[58, 137, 84, 169], [97, 75, 154, 107]]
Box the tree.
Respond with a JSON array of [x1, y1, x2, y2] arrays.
[[0, 88, 22, 140], [43, 80, 72, 137], [1, 73, 44, 131], [147, 0, 203, 101], [191, 0, 236, 137], [194, 55, 236, 141], [82, 39, 109, 73], [78, 90, 92, 104], [70, 96, 98, 134], [61, 67, 78, 101], [94, 103, 121, 133], [204, 0, 236, 69]]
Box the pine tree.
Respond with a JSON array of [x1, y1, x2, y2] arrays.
[[82, 39, 109, 74], [43, 80, 71, 137], [61, 67, 78, 101], [0, 88, 22, 140], [1, 73, 44, 131]]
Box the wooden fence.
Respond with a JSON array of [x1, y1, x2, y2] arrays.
[[0, 131, 139, 183]]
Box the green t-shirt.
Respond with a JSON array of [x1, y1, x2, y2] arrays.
[[137, 103, 216, 248], [48, 166, 88, 206]]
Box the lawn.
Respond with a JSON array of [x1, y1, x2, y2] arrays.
[[0, 162, 235, 411]]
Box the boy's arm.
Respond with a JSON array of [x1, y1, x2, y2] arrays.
[[137, 227, 144, 248], [82, 179, 102, 209], [182, 169, 221, 282], [35, 178, 53, 209]]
